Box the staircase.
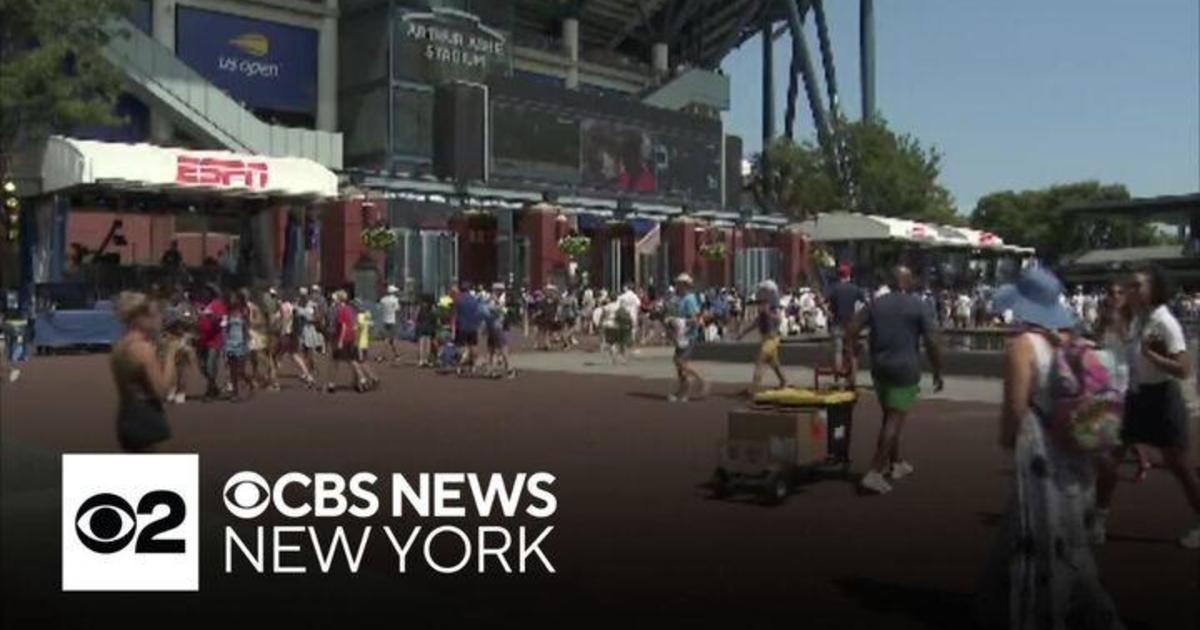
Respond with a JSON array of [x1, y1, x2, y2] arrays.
[[101, 18, 342, 169]]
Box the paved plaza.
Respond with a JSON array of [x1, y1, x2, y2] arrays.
[[2, 345, 1197, 628]]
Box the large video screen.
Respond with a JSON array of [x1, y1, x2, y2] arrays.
[[492, 101, 579, 183], [653, 134, 723, 202], [580, 119, 656, 194], [488, 93, 724, 203]]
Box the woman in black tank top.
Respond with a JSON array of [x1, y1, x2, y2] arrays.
[[111, 292, 182, 452]]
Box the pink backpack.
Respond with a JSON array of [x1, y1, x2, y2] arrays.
[[1043, 335, 1126, 452]]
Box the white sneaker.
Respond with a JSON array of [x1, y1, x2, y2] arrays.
[[890, 461, 915, 481], [173, 393, 187, 404], [667, 394, 688, 403], [8, 368, 20, 383], [1089, 509, 1109, 546], [860, 470, 893, 495], [1180, 523, 1200, 550]]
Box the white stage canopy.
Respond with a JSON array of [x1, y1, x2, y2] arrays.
[[798, 212, 1034, 254], [40, 136, 339, 200]]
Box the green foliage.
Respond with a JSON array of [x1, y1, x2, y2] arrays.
[[750, 137, 840, 222], [840, 118, 961, 225], [0, 0, 129, 162], [970, 181, 1167, 262], [557, 234, 591, 259], [750, 117, 959, 226]]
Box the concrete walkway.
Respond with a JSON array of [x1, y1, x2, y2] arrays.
[[510, 346, 1006, 405]]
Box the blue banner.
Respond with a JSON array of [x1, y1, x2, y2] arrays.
[[176, 7, 318, 115]]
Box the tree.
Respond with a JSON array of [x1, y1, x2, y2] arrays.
[[749, 117, 960, 226], [0, 0, 129, 177], [840, 118, 961, 225], [749, 138, 841, 222], [970, 181, 1166, 262]]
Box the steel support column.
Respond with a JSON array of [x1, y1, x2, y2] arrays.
[[761, 17, 776, 145], [782, 0, 833, 159], [860, 0, 876, 120], [812, 0, 841, 122]]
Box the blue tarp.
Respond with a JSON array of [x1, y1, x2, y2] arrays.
[[576, 215, 658, 236], [33, 309, 121, 349]]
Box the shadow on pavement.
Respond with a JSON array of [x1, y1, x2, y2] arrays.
[[832, 576, 974, 629]]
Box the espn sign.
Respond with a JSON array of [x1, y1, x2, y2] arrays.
[[176, 155, 269, 189]]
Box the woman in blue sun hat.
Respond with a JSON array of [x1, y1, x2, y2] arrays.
[[977, 266, 1124, 630]]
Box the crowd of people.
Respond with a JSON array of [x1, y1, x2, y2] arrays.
[[5, 253, 1200, 628]]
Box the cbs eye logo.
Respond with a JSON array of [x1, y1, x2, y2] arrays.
[[62, 454, 199, 592], [223, 471, 270, 518], [74, 491, 186, 554]]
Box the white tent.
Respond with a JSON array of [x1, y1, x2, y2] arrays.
[[40, 136, 339, 200], [798, 212, 1034, 254]]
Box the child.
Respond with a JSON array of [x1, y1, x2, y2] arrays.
[[415, 295, 438, 368], [485, 300, 515, 378], [352, 300, 379, 392], [223, 292, 252, 400]]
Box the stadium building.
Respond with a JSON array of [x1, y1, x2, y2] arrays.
[[14, 0, 1037, 310], [6, 0, 828, 304]]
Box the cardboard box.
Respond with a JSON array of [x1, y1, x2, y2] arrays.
[[727, 408, 828, 465]]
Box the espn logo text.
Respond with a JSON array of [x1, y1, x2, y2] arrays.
[[61, 454, 199, 591], [176, 155, 270, 189]]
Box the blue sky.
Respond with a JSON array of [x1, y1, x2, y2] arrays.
[[720, 0, 1200, 214]]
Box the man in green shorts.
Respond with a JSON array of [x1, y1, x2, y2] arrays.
[[845, 266, 944, 495]]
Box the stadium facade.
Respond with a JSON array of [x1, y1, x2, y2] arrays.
[[5, 0, 831, 302]]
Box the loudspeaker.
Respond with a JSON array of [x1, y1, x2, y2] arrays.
[[433, 82, 488, 182], [724, 134, 743, 211]]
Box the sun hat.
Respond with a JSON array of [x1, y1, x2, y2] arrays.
[[992, 267, 1076, 330], [387, 284, 399, 294], [675, 273, 693, 285], [755, 279, 779, 299]]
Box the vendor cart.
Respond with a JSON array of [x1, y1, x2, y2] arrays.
[[710, 370, 857, 505]]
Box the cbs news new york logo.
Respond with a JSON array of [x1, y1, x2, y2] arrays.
[[61, 454, 199, 591]]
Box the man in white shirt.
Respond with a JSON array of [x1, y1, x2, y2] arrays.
[[378, 285, 402, 363], [617, 284, 641, 344]]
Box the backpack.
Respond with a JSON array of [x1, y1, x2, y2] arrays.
[[1043, 336, 1126, 453]]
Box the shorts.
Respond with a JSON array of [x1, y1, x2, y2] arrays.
[[333, 346, 356, 362], [455, 330, 479, 347], [874, 378, 920, 413], [487, 329, 507, 351], [673, 344, 694, 362], [758, 335, 781, 363], [1123, 380, 1190, 450], [277, 335, 298, 355], [382, 322, 397, 338]]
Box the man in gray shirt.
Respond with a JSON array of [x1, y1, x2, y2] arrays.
[[846, 266, 944, 495]]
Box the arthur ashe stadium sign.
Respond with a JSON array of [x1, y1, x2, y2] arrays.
[[394, 8, 510, 83]]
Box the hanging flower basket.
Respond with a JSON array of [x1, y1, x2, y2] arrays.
[[698, 242, 727, 261], [360, 226, 397, 251], [810, 247, 836, 269], [557, 234, 591, 259]]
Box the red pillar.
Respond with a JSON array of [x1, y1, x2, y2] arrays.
[[321, 198, 384, 288], [778, 226, 811, 290], [520, 204, 567, 289], [664, 217, 701, 281], [451, 212, 498, 288]]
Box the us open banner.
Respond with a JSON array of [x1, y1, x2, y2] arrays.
[[175, 7, 318, 115]]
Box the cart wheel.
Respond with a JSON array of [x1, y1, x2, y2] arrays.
[[710, 467, 730, 499], [760, 471, 788, 506]]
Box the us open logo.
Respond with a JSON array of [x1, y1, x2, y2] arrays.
[[61, 454, 199, 591]]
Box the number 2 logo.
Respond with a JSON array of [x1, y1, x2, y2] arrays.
[[74, 491, 187, 554]]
